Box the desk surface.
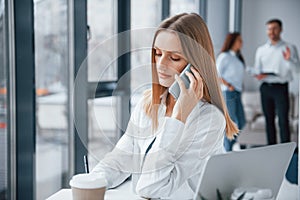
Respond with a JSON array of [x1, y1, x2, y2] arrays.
[[46, 181, 146, 200], [47, 178, 298, 200]]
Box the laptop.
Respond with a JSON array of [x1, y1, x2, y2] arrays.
[[193, 142, 296, 200]]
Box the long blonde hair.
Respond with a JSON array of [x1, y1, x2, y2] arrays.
[[143, 13, 238, 139]]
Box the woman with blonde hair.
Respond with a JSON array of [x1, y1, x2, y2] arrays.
[[91, 13, 238, 199]]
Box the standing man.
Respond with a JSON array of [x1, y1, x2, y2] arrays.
[[254, 19, 300, 145]]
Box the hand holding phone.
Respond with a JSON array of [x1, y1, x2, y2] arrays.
[[169, 63, 192, 99]]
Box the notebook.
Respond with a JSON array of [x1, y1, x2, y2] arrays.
[[193, 142, 296, 200]]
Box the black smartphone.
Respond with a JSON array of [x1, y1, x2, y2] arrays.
[[168, 63, 192, 99]]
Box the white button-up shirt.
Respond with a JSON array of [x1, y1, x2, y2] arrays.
[[254, 40, 300, 84], [91, 97, 226, 199]]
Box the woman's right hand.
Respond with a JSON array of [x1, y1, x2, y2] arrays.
[[255, 74, 267, 80], [171, 67, 203, 123], [228, 84, 235, 91]]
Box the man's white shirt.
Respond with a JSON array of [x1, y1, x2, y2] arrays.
[[254, 40, 300, 84]]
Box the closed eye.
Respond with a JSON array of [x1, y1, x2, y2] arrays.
[[171, 57, 181, 61], [154, 48, 162, 57]]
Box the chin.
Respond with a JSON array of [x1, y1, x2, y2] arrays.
[[159, 80, 173, 88]]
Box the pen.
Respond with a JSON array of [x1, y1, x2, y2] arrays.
[[84, 155, 89, 173]]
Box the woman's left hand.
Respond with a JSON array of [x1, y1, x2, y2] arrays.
[[171, 67, 203, 123]]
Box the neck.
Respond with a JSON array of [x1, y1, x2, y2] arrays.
[[271, 38, 280, 45], [165, 94, 176, 117]]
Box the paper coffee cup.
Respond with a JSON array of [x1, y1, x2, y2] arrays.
[[69, 173, 107, 200]]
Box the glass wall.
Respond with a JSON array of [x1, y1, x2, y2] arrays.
[[170, 0, 199, 15], [87, 0, 116, 82], [34, 0, 69, 199], [130, 0, 161, 107], [87, 97, 118, 170], [0, 0, 8, 199], [87, 0, 117, 170]]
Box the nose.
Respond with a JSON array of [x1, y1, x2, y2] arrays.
[[269, 28, 275, 34], [156, 54, 169, 70]]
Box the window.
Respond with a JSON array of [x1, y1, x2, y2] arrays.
[[130, 0, 161, 105], [170, 0, 199, 15], [87, 0, 116, 82], [34, 0, 69, 199], [87, 0, 118, 171], [0, 0, 8, 199]]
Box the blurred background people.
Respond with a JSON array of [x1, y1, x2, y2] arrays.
[[254, 19, 300, 145], [216, 32, 246, 151]]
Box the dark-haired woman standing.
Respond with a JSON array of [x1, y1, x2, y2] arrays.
[[216, 32, 246, 151]]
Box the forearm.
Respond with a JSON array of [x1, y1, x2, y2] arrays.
[[91, 133, 135, 188], [91, 158, 131, 188], [221, 78, 232, 87], [220, 78, 234, 90]]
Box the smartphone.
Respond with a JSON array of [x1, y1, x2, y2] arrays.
[[168, 63, 192, 99]]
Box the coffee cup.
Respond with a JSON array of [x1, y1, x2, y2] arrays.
[[69, 173, 107, 200]]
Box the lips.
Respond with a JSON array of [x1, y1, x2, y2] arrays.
[[158, 72, 172, 79]]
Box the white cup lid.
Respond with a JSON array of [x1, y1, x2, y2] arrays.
[[231, 187, 273, 200], [69, 173, 107, 189]]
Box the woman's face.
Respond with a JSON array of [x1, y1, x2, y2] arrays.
[[154, 31, 188, 87], [231, 35, 243, 51]]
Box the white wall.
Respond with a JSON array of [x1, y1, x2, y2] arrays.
[[241, 0, 300, 93]]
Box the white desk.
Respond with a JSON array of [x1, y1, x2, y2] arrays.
[[46, 181, 146, 200], [47, 178, 298, 200]]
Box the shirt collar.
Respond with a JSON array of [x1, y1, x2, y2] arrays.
[[229, 50, 236, 56], [267, 39, 283, 46]]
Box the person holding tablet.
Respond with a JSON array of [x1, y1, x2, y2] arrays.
[[254, 19, 300, 145], [91, 13, 238, 199]]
